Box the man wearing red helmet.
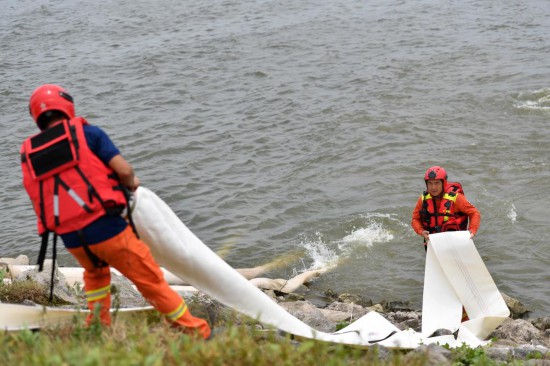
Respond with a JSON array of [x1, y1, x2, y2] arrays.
[[21, 84, 211, 339], [411, 166, 481, 249]]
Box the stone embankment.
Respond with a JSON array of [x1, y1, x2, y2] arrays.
[[1, 255, 549, 364]]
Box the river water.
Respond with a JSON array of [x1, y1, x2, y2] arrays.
[[1, 0, 549, 317]]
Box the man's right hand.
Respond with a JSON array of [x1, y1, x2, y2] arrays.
[[129, 176, 140, 192], [421, 230, 430, 241]]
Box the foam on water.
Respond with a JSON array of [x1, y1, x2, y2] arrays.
[[507, 203, 517, 223], [515, 88, 550, 111], [299, 214, 396, 272]]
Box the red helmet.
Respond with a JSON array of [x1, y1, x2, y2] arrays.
[[424, 166, 447, 187], [28, 84, 75, 123]]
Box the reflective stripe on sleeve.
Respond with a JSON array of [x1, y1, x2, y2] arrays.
[[85, 284, 111, 302], [166, 301, 188, 321]]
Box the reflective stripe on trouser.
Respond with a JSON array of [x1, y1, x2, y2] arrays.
[[67, 226, 211, 339]]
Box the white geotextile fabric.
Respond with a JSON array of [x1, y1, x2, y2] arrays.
[[423, 232, 510, 345], [131, 187, 510, 349], [0, 304, 153, 331]]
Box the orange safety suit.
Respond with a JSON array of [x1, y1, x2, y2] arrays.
[[21, 117, 211, 339], [411, 193, 481, 240], [67, 226, 211, 338], [412, 191, 480, 322]]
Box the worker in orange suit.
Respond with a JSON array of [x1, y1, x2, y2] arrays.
[[411, 166, 481, 322], [20, 84, 210, 339]]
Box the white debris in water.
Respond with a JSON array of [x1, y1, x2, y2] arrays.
[[341, 223, 394, 248], [507, 203, 517, 223], [300, 218, 394, 271]]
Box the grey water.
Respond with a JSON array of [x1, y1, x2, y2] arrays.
[[1, 0, 549, 317]]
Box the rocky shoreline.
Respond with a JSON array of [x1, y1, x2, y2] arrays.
[[1, 255, 549, 364]]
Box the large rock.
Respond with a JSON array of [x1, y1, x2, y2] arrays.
[[531, 317, 550, 332], [0, 255, 30, 266], [279, 300, 334, 333], [109, 273, 149, 309], [491, 318, 543, 345], [502, 293, 530, 319], [325, 301, 369, 319], [14, 259, 78, 305], [9, 260, 148, 308], [386, 311, 421, 332], [401, 344, 452, 366], [486, 344, 550, 362]]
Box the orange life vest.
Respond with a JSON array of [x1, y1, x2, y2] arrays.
[[20, 117, 127, 235], [420, 183, 468, 233]]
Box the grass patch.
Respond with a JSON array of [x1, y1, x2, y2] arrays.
[[0, 279, 52, 305], [450, 343, 494, 365], [0, 313, 408, 366], [0, 282, 527, 365]]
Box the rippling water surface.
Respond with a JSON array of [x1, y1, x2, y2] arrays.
[[1, 0, 549, 317]]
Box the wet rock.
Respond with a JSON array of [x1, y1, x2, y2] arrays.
[[323, 288, 339, 302], [502, 293, 531, 319], [284, 293, 305, 301], [381, 300, 415, 312], [337, 293, 373, 307], [532, 317, 550, 332]]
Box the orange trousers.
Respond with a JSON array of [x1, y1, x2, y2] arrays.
[[67, 226, 211, 339]]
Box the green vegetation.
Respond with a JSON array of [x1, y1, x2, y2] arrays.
[[450, 343, 494, 365], [0, 313, 397, 366], [0, 279, 538, 365], [0, 268, 6, 285], [0, 279, 52, 305], [0, 310, 511, 366]]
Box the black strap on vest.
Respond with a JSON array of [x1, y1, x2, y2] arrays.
[[49, 234, 57, 302], [74, 166, 105, 206], [78, 230, 108, 268], [120, 186, 139, 238], [38, 181, 47, 230], [420, 194, 452, 233], [37, 231, 50, 272], [37, 230, 58, 303]]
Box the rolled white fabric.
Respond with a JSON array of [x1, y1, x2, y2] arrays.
[[423, 231, 510, 345], [131, 186, 409, 347]]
